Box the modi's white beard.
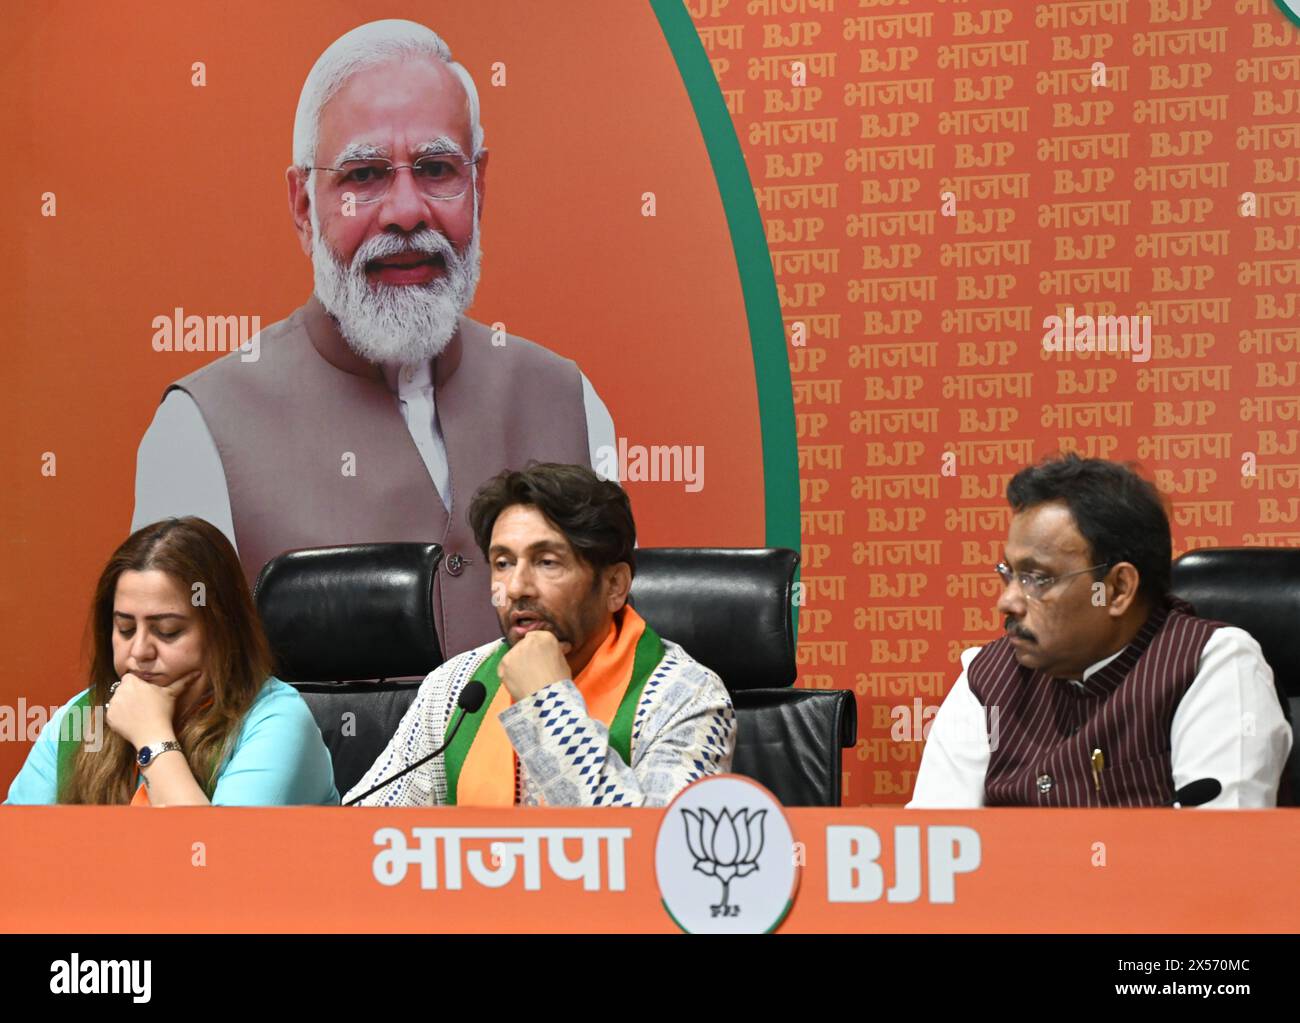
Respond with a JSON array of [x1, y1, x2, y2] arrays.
[[309, 193, 481, 365]]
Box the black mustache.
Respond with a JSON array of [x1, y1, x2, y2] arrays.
[[510, 603, 552, 622], [1005, 618, 1036, 642], [508, 605, 567, 638]]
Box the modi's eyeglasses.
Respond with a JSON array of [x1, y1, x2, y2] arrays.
[[310, 155, 477, 204], [994, 562, 1110, 600]]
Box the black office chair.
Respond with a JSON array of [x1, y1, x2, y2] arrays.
[[631, 548, 856, 806], [254, 543, 856, 805], [1170, 546, 1299, 805], [253, 543, 443, 796]]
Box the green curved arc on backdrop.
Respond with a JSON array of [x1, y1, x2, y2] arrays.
[[649, 0, 802, 582]]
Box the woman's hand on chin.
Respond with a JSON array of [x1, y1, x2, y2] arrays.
[[105, 670, 201, 749]]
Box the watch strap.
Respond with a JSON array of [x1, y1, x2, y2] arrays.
[[138, 740, 183, 768]]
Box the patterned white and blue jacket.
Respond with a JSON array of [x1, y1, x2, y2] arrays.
[[345, 636, 736, 807]]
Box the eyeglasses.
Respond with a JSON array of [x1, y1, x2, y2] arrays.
[[310, 155, 477, 204], [994, 562, 1110, 600]]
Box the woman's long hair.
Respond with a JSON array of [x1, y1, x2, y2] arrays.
[[61, 518, 274, 804]]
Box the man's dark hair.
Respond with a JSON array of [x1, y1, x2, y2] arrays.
[[468, 462, 636, 577], [1005, 452, 1171, 605]]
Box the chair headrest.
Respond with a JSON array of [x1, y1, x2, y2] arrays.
[[1171, 546, 1300, 697], [254, 543, 444, 682], [629, 548, 799, 689]]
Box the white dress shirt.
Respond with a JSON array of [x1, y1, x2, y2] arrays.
[[907, 627, 1293, 809], [130, 364, 617, 546]]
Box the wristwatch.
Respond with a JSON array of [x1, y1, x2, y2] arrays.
[[137, 740, 183, 768]]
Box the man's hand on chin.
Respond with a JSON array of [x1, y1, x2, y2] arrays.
[[499, 630, 573, 702]]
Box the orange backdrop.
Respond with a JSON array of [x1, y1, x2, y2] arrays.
[[685, 0, 1300, 804], [4, 0, 1298, 809], [0, 2, 764, 791]]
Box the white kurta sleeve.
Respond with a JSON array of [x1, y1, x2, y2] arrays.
[[131, 389, 238, 547], [1171, 626, 1293, 808], [581, 371, 618, 482], [907, 645, 990, 808]]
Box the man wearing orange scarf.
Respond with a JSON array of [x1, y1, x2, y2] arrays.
[[346, 463, 736, 807]]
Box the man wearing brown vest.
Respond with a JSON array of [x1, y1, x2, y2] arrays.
[[909, 453, 1291, 808], [129, 21, 614, 659]]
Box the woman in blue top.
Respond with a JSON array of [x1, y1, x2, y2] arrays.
[[4, 516, 338, 806]]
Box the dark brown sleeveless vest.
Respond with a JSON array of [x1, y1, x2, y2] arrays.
[[967, 597, 1223, 806], [169, 295, 590, 659]]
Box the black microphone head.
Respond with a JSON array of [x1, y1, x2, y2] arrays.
[[1173, 778, 1221, 807], [459, 680, 487, 713]]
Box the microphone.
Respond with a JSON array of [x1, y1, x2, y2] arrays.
[[1171, 778, 1221, 808], [343, 680, 487, 807]]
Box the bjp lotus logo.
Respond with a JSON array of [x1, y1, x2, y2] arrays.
[[681, 806, 767, 917], [655, 775, 799, 934]]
